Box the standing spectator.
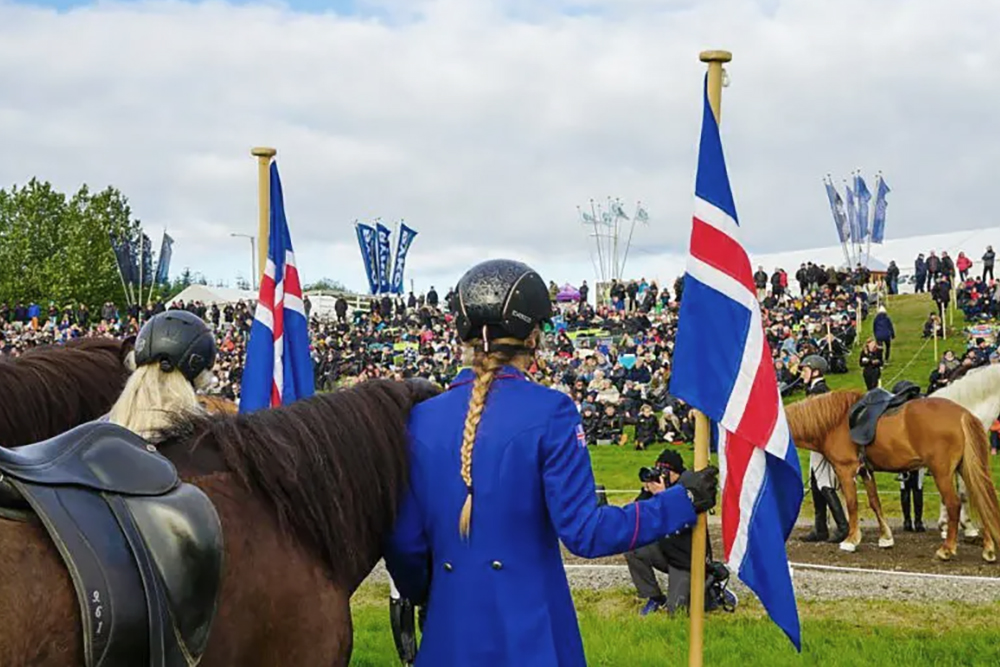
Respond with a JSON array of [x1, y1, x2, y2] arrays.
[[927, 251, 940, 289], [932, 275, 951, 314], [957, 252, 973, 281], [984, 245, 996, 282], [886, 261, 900, 295], [914, 254, 927, 293], [859, 338, 883, 390], [941, 251, 955, 282], [872, 306, 895, 362], [579, 280, 589, 305], [753, 266, 768, 300]]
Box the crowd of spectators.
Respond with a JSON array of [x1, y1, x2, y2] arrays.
[[3, 246, 999, 452]]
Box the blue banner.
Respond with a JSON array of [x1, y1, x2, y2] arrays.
[[871, 175, 890, 244], [390, 222, 418, 294], [355, 223, 378, 294], [845, 185, 859, 247], [376, 222, 392, 294], [140, 232, 153, 286], [155, 232, 173, 285], [824, 181, 849, 243], [856, 175, 871, 241]]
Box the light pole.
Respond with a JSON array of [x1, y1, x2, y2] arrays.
[[231, 233, 257, 291]]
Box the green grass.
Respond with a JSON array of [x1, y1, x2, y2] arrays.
[[350, 583, 1000, 666]]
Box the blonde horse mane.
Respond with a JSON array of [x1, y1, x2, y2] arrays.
[[932, 363, 1000, 429], [785, 390, 863, 448]]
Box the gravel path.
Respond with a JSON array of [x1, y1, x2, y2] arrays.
[[362, 558, 1000, 604]]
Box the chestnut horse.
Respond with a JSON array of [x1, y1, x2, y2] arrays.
[[786, 390, 1000, 562], [0, 337, 132, 447], [0, 377, 439, 665]]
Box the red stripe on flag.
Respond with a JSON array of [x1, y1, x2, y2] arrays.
[[690, 216, 756, 294], [284, 262, 303, 299], [258, 274, 277, 314], [271, 380, 281, 407], [735, 339, 780, 447], [721, 431, 754, 560]]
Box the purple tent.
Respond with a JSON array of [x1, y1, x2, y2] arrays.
[[556, 284, 581, 302]]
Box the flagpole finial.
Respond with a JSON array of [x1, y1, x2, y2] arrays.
[[251, 147, 277, 159], [699, 50, 732, 64]]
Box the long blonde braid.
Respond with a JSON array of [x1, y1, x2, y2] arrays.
[[458, 337, 531, 538]]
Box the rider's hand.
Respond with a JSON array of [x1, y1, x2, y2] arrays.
[[643, 479, 667, 495]]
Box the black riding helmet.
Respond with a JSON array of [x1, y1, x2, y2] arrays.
[[133, 310, 217, 384], [453, 259, 553, 343]]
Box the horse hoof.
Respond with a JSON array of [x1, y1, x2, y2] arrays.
[[936, 547, 954, 561], [965, 529, 981, 539], [839, 541, 857, 553], [878, 537, 895, 549], [983, 549, 997, 564]]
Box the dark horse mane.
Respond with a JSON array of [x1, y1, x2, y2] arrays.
[[0, 337, 131, 447], [156, 378, 438, 588]]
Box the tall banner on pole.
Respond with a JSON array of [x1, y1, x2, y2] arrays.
[[355, 223, 379, 294], [375, 222, 393, 294], [390, 222, 418, 295], [871, 174, 890, 244], [155, 232, 174, 285]]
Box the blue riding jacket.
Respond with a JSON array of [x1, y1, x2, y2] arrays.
[[384, 366, 698, 666]]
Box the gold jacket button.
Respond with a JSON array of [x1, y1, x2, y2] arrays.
[[443, 562, 453, 572], [491, 560, 503, 570]]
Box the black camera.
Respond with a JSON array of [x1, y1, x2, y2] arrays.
[[638, 466, 662, 484]]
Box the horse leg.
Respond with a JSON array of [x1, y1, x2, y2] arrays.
[[862, 472, 894, 548], [930, 469, 960, 561], [834, 465, 862, 552]]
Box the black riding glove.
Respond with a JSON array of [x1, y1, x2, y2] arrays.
[[679, 466, 719, 513]]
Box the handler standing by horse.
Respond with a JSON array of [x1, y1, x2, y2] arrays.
[[384, 259, 719, 666], [800, 355, 849, 544]]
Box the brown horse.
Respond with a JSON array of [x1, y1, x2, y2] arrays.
[[0, 377, 439, 665], [786, 390, 1000, 562], [0, 337, 132, 447], [198, 395, 239, 415]]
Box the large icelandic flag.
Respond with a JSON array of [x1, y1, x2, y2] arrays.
[[240, 161, 315, 413], [671, 76, 803, 650]]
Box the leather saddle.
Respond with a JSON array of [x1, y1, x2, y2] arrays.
[[848, 380, 923, 448], [0, 421, 224, 667]]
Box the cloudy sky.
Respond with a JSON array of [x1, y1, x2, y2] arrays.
[[1, 0, 996, 294]]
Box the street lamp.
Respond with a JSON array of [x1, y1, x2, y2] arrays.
[[231, 233, 257, 291]]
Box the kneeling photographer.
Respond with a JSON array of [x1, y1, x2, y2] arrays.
[[625, 450, 738, 616]]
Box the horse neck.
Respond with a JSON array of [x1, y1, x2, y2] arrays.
[[786, 391, 859, 449]]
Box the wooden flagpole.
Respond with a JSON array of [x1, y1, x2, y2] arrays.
[[252, 147, 277, 286], [689, 48, 732, 667]]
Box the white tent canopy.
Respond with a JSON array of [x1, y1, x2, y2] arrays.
[[171, 285, 257, 305]]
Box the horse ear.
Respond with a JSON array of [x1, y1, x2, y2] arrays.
[[403, 378, 443, 406], [120, 335, 137, 370]]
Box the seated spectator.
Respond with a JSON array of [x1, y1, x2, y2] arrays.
[[632, 404, 661, 451]]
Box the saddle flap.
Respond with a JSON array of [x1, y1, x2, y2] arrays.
[[124, 484, 224, 660], [0, 422, 178, 496]]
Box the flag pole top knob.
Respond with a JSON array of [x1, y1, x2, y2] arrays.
[[251, 147, 277, 158], [699, 50, 732, 64]]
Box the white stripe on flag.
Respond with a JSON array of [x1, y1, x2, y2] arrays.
[[727, 445, 767, 576], [686, 257, 756, 311], [272, 333, 284, 402], [254, 301, 274, 332], [693, 197, 741, 240]]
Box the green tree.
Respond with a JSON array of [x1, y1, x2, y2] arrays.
[[304, 277, 347, 292], [0, 179, 140, 309]]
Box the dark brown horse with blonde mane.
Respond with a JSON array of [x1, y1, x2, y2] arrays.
[[0, 377, 439, 665], [0, 337, 132, 447], [786, 390, 1000, 562]]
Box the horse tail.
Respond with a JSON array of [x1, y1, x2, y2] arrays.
[[959, 412, 1000, 547]]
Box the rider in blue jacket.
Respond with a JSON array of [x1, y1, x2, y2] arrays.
[[384, 259, 718, 666]]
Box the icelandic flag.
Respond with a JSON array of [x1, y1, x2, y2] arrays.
[[390, 222, 418, 295], [356, 223, 379, 294], [856, 174, 871, 241], [671, 75, 803, 650], [871, 175, 890, 244], [239, 161, 315, 413], [375, 223, 393, 294]]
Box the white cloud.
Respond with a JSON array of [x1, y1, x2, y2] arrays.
[[1, 0, 997, 294]]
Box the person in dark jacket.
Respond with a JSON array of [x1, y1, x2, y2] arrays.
[[872, 306, 895, 362], [800, 356, 849, 544], [624, 450, 737, 615], [927, 251, 940, 288], [983, 246, 996, 282], [753, 266, 768, 300], [914, 254, 927, 293], [885, 261, 900, 295], [859, 338, 883, 390], [595, 403, 625, 445], [632, 404, 661, 451]]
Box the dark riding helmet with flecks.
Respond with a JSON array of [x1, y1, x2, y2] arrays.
[[134, 310, 217, 384], [453, 259, 553, 344], [800, 354, 828, 374]]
